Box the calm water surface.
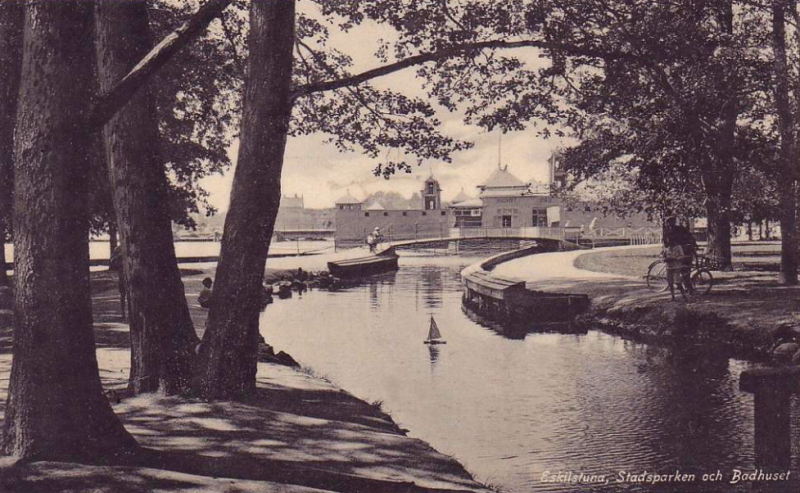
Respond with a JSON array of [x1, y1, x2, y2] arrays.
[[260, 255, 800, 493]]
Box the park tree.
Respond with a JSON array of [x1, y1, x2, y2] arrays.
[[0, 1, 139, 460], [770, 0, 798, 284], [196, 0, 297, 398], [95, 0, 200, 394], [2, 0, 236, 459], [196, 0, 478, 398]]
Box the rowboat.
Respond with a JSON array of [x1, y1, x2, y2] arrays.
[[327, 253, 399, 278]]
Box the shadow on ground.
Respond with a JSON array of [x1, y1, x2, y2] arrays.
[[102, 364, 481, 492]]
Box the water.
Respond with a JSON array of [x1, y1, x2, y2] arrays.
[[260, 256, 800, 493], [1, 239, 334, 262]]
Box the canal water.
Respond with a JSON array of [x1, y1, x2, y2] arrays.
[[260, 255, 800, 493]]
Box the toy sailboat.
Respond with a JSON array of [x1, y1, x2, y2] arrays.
[[424, 316, 447, 345]]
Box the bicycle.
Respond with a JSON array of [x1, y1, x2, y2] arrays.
[[646, 248, 713, 295]]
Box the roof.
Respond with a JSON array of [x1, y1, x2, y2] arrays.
[[280, 194, 304, 209], [450, 198, 483, 208], [365, 202, 385, 210], [479, 189, 531, 198], [334, 191, 362, 205], [451, 188, 473, 204], [479, 166, 528, 189]]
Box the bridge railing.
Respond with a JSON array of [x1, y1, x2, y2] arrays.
[[447, 227, 582, 240], [585, 227, 662, 245]]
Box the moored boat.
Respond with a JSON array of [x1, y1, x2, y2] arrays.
[[327, 253, 399, 279]]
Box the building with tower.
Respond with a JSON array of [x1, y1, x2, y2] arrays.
[[331, 155, 659, 247], [421, 174, 442, 210], [333, 176, 450, 247]]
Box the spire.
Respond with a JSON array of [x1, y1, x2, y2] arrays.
[[497, 131, 502, 168]]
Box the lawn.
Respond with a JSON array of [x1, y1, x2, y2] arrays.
[[574, 241, 783, 277]]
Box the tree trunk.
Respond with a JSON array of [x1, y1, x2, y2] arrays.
[[0, 0, 23, 287], [701, 0, 735, 271], [95, 0, 199, 394], [704, 188, 732, 268], [197, 0, 295, 400], [772, 1, 798, 285], [1, 2, 138, 460]]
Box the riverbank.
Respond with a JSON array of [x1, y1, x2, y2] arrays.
[[0, 265, 489, 493], [490, 242, 799, 360]]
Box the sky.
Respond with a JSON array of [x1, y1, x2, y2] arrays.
[[198, 5, 568, 211]]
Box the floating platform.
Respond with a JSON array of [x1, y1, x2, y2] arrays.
[[327, 253, 399, 279], [462, 269, 589, 323]]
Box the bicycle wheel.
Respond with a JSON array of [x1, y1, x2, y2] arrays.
[[646, 261, 669, 292], [691, 269, 713, 295]]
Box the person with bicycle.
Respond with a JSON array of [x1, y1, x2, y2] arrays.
[[662, 216, 697, 300]]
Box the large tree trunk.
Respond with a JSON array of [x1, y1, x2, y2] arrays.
[[0, 0, 23, 287], [704, 186, 733, 268], [772, 0, 798, 285], [95, 0, 199, 394], [702, 0, 735, 271], [197, 0, 295, 400], [1, 2, 138, 460]]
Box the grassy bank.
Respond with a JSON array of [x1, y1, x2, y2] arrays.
[[572, 242, 798, 360]]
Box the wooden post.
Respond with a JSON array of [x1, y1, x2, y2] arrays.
[[740, 367, 800, 470]]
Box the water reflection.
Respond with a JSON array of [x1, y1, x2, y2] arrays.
[[420, 267, 443, 309], [428, 344, 440, 368], [261, 257, 800, 493], [462, 302, 587, 339]]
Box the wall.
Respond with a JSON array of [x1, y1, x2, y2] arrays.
[[481, 195, 557, 228], [481, 196, 658, 231], [335, 208, 451, 246], [273, 207, 335, 232]]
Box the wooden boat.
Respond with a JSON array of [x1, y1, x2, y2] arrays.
[[424, 316, 446, 345], [327, 252, 399, 279]]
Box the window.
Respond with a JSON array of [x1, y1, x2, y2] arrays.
[[383, 212, 388, 216], [365, 212, 370, 217], [402, 211, 408, 216], [532, 208, 548, 227], [441, 211, 446, 216], [422, 211, 427, 216]]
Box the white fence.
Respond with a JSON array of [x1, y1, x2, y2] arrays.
[[448, 227, 583, 240]]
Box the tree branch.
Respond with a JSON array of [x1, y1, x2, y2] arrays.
[[291, 38, 640, 100], [87, 0, 233, 129]]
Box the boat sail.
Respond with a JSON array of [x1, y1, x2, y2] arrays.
[[424, 316, 446, 345]]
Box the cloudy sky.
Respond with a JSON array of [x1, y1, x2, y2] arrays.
[[199, 7, 567, 211]]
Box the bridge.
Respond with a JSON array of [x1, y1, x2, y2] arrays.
[[339, 226, 661, 252], [375, 227, 586, 256], [273, 228, 335, 241]]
